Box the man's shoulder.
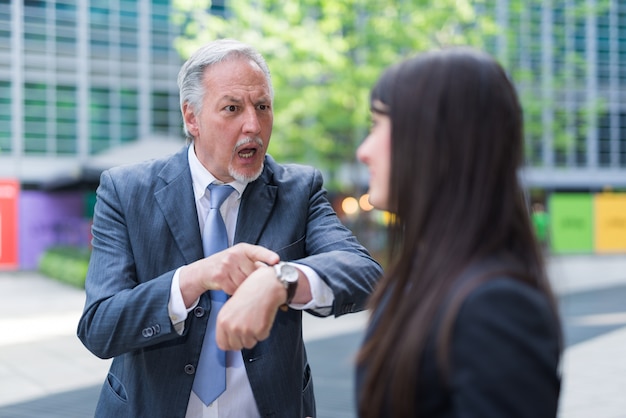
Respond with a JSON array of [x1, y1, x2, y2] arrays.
[[107, 146, 187, 178], [103, 146, 188, 191], [264, 155, 319, 183]]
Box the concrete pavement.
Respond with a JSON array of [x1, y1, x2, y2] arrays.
[[0, 254, 625, 417], [548, 255, 626, 417]]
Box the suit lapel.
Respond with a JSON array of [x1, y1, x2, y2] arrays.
[[153, 150, 279, 261], [154, 146, 204, 265], [235, 162, 277, 245]]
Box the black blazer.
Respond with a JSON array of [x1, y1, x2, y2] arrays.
[[356, 260, 561, 417]]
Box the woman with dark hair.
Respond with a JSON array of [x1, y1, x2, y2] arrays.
[[355, 47, 562, 418]]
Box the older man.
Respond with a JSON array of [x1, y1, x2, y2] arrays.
[[77, 39, 381, 418]]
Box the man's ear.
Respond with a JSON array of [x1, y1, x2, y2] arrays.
[[182, 102, 199, 137]]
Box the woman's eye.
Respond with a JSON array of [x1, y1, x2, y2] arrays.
[[227, 105, 237, 112]]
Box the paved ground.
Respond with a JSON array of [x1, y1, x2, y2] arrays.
[[0, 254, 625, 417]]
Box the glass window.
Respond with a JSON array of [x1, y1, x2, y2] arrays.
[[0, 80, 9, 153], [56, 85, 77, 154], [24, 83, 48, 153], [119, 89, 138, 142], [90, 87, 111, 152], [152, 91, 178, 133], [598, 112, 611, 167]]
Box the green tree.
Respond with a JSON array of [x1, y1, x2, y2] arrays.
[[171, 0, 497, 191], [172, 0, 612, 188]]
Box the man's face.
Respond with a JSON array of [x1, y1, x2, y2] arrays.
[[184, 56, 273, 183]]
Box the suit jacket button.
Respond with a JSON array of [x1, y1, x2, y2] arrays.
[[184, 364, 196, 375], [142, 328, 153, 337], [193, 307, 205, 317]]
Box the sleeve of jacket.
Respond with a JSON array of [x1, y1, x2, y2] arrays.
[[448, 278, 562, 418], [288, 167, 382, 317], [77, 168, 182, 359]]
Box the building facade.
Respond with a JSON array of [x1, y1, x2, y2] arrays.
[[0, 0, 196, 268], [1, 0, 626, 189], [0, 0, 190, 185], [488, 0, 626, 190], [2, 0, 626, 266]]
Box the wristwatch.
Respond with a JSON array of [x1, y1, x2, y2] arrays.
[[274, 261, 299, 308]]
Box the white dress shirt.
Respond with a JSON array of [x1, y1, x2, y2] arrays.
[[167, 144, 334, 417]]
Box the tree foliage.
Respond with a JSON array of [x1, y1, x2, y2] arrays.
[[171, 0, 497, 190], [172, 0, 610, 186]]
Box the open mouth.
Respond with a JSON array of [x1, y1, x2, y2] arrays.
[[238, 148, 256, 159], [234, 137, 264, 160]]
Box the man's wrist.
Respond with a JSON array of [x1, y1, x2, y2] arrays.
[[273, 262, 299, 310]]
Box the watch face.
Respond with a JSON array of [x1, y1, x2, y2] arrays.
[[281, 264, 299, 283]]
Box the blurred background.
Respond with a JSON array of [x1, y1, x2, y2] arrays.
[[1, 1, 626, 417], [1, 0, 626, 273]]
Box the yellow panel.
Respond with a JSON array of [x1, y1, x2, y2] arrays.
[[594, 193, 626, 253]]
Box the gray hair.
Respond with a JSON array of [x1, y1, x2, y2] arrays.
[[177, 39, 273, 140]]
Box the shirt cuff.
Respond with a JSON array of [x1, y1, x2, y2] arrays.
[[288, 263, 334, 313], [168, 268, 199, 334]]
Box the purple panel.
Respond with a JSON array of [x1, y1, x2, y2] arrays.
[[19, 191, 92, 269]]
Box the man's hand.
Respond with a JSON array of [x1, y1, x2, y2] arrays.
[[178, 243, 279, 307], [215, 264, 287, 350]]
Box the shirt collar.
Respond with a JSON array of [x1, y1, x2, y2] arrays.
[[188, 142, 246, 202]]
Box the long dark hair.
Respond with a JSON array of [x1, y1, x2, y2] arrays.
[[357, 47, 559, 417]]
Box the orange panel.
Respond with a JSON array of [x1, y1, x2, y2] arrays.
[[594, 193, 626, 253], [0, 179, 19, 269]]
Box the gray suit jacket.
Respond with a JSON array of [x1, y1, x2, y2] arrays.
[[77, 145, 381, 417]]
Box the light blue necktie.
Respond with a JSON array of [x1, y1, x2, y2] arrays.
[[193, 183, 234, 405]]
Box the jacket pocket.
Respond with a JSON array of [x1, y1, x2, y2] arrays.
[[105, 372, 128, 402], [302, 363, 316, 417]]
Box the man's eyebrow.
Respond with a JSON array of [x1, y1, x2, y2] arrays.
[[219, 95, 243, 104]]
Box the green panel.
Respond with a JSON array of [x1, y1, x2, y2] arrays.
[[84, 191, 97, 218], [549, 193, 594, 254]]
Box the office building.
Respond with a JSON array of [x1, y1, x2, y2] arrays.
[[487, 0, 626, 189], [1, 1, 626, 268], [0, 0, 202, 185], [0, 0, 196, 268]]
